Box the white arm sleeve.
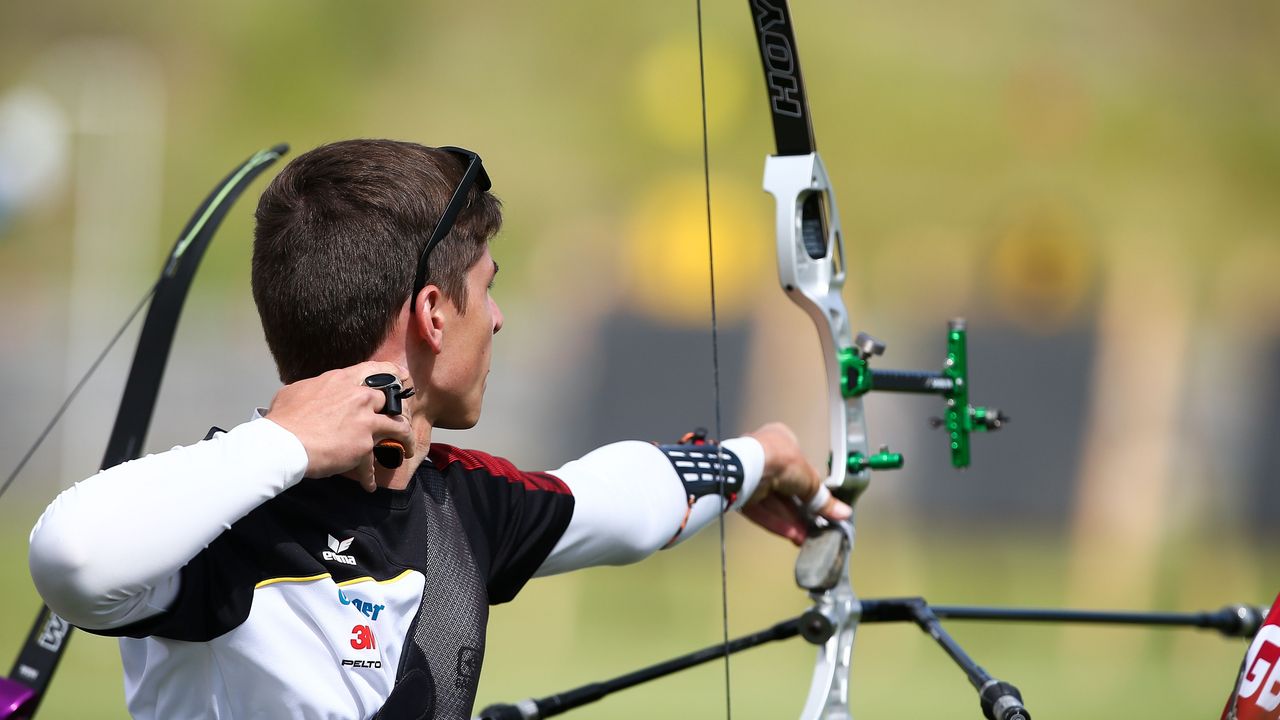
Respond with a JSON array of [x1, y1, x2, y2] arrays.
[[27, 417, 309, 631], [534, 437, 763, 577]]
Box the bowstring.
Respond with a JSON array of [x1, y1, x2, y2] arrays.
[[694, 1, 732, 717], [0, 283, 160, 501]]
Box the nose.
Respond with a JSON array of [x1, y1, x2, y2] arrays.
[[491, 297, 504, 334]]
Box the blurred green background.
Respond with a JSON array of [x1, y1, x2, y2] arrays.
[[1, 0, 1277, 717]]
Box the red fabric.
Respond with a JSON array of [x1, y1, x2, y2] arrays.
[[1223, 593, 1280, 720], [428, 444, 570, 495]]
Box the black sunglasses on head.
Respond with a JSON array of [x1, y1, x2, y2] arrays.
[[410, 146, 492, 314]]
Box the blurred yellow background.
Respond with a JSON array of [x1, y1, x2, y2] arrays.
[[1, 0, 1276, 717]]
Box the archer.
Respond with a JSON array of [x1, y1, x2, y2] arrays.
[[27, 139, 849, 719]]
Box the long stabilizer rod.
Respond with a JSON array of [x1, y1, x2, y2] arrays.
[[474, 619, 801, 719], [473, 598, 1262, 720], [922, 602, 1265, 637]]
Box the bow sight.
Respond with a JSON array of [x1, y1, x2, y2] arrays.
[[832, 319, 1010, 487], [847, 320, 1008, 471]]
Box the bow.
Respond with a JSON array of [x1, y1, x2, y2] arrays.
[[747, 0, 867, 715], [478, 2, 1273, 717], [749, 1, 1026, 713], [0, 144, 288, 720]]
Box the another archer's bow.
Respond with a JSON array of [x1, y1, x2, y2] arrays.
[[0, 144, 288, 720]]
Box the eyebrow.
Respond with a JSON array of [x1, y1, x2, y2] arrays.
[[492, 261, 500, 278]]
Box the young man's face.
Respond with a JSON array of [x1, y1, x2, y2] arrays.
[[434, 246, 503, 429]]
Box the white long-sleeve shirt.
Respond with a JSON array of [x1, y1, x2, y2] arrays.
[[29, 416, 762, 719]]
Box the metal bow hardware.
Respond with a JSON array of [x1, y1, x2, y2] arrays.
[[752, 0, 1020, 715], [752, 3, 868, 712], [0, 144, 288, 720], [475, 2, 1264, 719]]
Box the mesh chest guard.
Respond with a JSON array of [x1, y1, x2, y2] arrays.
[[375, 467, 488, 719]]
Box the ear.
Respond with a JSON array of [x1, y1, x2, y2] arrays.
[[412, 285, 446, 354]]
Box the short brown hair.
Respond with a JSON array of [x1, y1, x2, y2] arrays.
[[251, 139, 502, 382]]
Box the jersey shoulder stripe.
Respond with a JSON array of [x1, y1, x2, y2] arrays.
[[254, 568, 419, 590], [429, 444, 570, 495]]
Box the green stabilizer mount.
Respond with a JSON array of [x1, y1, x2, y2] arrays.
[[838, 332, 884, 399], [834, 330, 885, 397], [848, 446, 905, 474], [838, 334, 901, 476], [838, 347, 872, 398]]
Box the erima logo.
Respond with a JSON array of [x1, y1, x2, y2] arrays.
[[322, 535, 357, 565]]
